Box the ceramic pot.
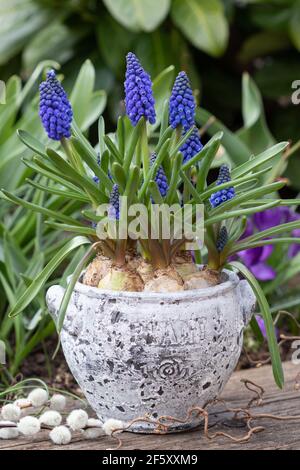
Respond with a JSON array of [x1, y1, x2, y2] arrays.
[[46, 269, 256, 433]]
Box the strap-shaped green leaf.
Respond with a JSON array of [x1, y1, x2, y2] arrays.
[[8, 236, 91, 318], [227, 261, 284, 389]]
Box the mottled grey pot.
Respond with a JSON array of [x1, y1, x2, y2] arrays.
[[46, 269, 256, 433]]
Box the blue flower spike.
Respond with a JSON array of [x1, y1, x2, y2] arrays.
[[109, 184, 120, 220], [169, 72, 196, 131], [180, 127, 203, 163], [124, 52, 156, 127], [150, 153, 169, 198], [210, 165, 235, 209], [39, 70, 73, 141], [216, 226, 228, 253]]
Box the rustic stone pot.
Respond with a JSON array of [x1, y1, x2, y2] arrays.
[[46, 269, 256, 433]]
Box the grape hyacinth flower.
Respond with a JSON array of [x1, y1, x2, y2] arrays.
[[124, 52, 156, 127], [180, 127, 203, 163], [169, 72, 196, 131], [216, 226, 228, 253], [150, 153, 169, 198], [210, 165, 235, 209], [108, 184, 120, 220], [39, 70, 73, 140]]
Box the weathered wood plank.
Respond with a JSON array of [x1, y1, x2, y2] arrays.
[[1, 362, 300, 450]]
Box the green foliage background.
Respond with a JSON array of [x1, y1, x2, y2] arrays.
[[2, 0, 300, 192], [1, 0, 300, 379]]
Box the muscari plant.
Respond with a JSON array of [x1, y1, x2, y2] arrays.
[[3, 53, 300, 389]]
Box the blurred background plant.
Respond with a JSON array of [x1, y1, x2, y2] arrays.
[[2, 0, 300, 189], [0, 60, 106, 383], [0, 0, 300, 379]]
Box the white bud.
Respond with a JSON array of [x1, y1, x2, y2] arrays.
[[18, 416, 41, 436], [102, 419, 124, 436], [87, 418, 102, 428], [66, 409, 89, 430], [0, 427, 19, 439], [39, 411, 62, 427], [1, 404, 21, 422], [50, 394, 66, 411], [82, 427, 103, 439], [14, 398, 31, 409], [67, 410, 89, 431], [28, 388, 48, 407], [49, 426, 72, 445]]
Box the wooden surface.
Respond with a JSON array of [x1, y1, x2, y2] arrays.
[[1, 362, 300, 451]]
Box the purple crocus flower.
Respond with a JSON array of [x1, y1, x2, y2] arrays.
[[256, 316, 279, 341], [238, 245, 276, 281], [236, 206, 300, 280]]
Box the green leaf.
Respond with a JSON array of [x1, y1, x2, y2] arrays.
[[196, 140, 221, 192], [1, 189, 83, 227], [171, 0, 228, 57], [152, 66, 175, 128], [22, 21, 82, 72], [70, 60, 95, 128], [227, 261, 284, 389], [80, 90, 107, 133], [289, 4, 300, 51], [196, 108, 251, 166], [241, 220, 300, 244], [102, 0, 171, 32], [209, 182, 284, 216], [56, 245, 95, 333], [17, 129, 47, 158], [8, 236, 90, 318], [0, 0, 54, 65], [250, 316, 264, 344], [232, 142, 289, 179], [237, 73, 275, 155]]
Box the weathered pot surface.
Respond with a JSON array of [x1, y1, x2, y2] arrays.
[[46, 269, 256, 433]]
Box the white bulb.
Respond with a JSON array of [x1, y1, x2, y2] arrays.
[[1, 404, 21, 422], [102, 419, 124, 436], [28, 388, 48, 407], [49, 426, 72, 445], [66, 409, 89, 431], [39, 411, 62, 427], [18, 416, 41, 436], [50, 394, 66, 411]]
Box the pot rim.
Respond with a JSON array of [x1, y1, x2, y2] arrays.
[[72, 268, 241, 302]]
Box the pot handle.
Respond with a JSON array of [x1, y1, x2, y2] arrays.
[[238, 279, 257, 327], [46, 285, 65, 324]]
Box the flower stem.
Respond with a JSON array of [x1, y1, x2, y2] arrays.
[[140, 118, 149, 181]]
